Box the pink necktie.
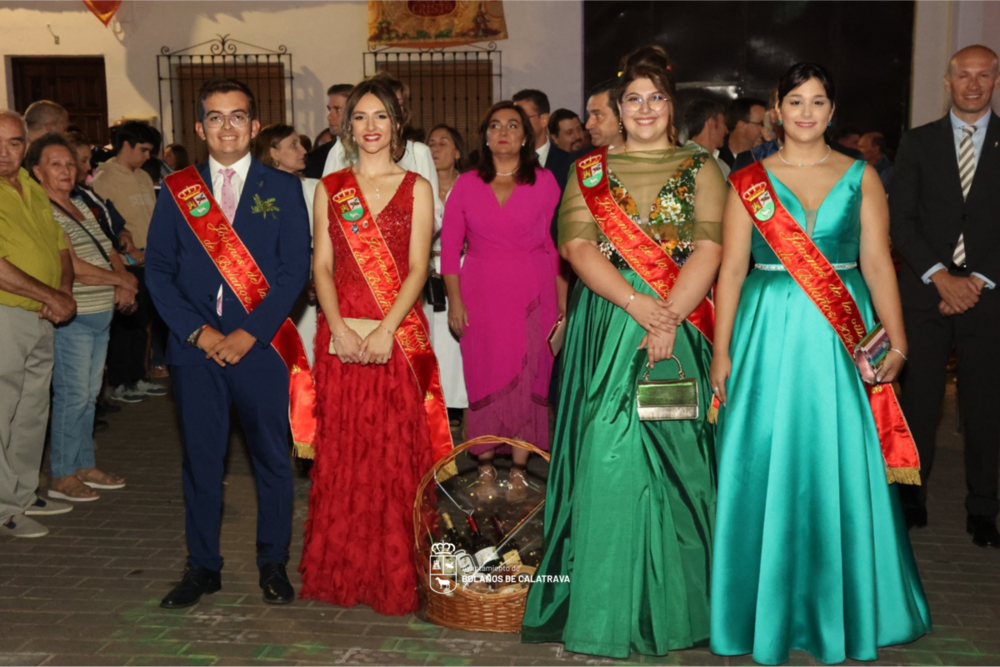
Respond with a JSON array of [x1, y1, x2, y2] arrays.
[[217, 167, 237, 317], [219, 167, 237, 222]]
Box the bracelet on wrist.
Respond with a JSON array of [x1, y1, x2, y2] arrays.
[[889, 348, 908, 362], [623, 292, 636, 311], [332, 327, 350, 344], [380, 323, 396, 336]]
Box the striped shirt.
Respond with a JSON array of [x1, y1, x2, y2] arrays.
[[51, 199, 115, 315], [0, 168, 68, 312]]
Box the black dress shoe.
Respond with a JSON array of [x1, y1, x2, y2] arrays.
[[967, 516, 1000, 548], [160, 566, 221, 609], [259, 562, 294, 605], [904, 506, 928, 530]]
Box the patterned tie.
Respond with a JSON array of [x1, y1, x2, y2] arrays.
[[953, 125, 976, 267], [217, 167, 237, 317], [219, 167, 237, 223]]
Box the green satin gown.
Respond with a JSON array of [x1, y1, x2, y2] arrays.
[[522, 146, 725, 659], [710, 161, 931, 665]]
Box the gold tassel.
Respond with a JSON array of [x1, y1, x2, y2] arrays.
[[294, 442, 316, 460], [436, 460, 459, 483], [707, 403, 719, 424], [885, 467, 921, 486], [706, 394, 721, 424]]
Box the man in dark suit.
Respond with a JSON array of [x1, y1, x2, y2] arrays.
[[146, 78, 311, 606], [890, 45, 1000, 548], [303, 83, 352, 178], [719, 97, 765, 167]]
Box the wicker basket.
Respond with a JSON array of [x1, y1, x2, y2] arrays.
[[413, 436, 550, 634]]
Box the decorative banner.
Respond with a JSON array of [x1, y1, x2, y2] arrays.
[[83, 0, 122, 26], [368, 1, 508, 48]]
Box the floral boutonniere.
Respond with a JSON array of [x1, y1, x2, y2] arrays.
[[251, 194, 280, 219]]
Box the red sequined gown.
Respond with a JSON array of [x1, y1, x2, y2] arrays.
[[300, 172, 433, 615]]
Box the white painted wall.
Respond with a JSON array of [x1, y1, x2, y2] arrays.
[[911, 0, 1000, 128], [0, 0, 584, 139]]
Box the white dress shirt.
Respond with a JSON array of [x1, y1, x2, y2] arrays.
[[208, 152, 252, 207], [920, 109, 995, 289], [536, 139, 552, 168]]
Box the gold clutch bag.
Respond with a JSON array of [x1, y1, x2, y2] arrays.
[[636, 356, 700, 421], [328, 317, 382, 354]]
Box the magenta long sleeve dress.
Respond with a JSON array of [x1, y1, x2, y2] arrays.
[[440, 168, 561, 453]]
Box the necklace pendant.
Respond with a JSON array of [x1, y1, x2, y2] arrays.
[[351, 223, 360, 234], [375, 192, 380, 200]]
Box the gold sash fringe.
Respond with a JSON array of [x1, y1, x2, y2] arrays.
[[886, 466, 921, 486]]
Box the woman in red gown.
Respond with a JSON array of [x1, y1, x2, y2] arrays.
[[300, 79, 439, 615]]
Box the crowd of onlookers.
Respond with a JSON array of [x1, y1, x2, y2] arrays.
[[0, 73, 894, 538]]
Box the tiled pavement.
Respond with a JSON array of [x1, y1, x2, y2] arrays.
[[0, 378, 998, 666]]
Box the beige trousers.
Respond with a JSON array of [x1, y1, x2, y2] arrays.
[[0, 305, 54, 521]]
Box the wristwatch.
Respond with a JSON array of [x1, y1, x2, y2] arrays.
[[187, 324, 208, 347]]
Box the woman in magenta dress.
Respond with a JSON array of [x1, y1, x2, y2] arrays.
[[441, 101, 561, 494], [300, 80, 438, 615]]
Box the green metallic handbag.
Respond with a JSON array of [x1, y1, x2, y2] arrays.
[[636, 356, 700, 421]]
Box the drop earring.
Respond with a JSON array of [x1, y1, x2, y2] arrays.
[[777, 120, 783, 126], [828, 121, 833, 127]]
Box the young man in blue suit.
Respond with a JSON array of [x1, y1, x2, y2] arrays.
[[146, 78, 311, 608]]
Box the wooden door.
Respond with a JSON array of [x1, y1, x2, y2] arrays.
[[11, 57, 110, 145]]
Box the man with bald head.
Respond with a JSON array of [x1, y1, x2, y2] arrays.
[[890, 44, 1000, 548], [858, 132, 894, 191], [24, 100, 69, 143]]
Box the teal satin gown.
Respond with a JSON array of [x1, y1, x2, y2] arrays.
[[710, 161, 931, 664]]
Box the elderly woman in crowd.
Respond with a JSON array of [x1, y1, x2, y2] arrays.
[[254, 124, 320, 364], [426, 124, 470, 424], [441, 102, 561, 498], [27, 133, 137, 502]]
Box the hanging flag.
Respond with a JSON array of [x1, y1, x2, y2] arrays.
[[368, 1, 507, 48], [83, 0, 122, 27]]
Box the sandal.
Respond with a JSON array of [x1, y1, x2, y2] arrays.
[[48, 476, 100, 502], [76, 467, 126, 490], [475, 463, 499, 502], [508, 465, 529, 503]]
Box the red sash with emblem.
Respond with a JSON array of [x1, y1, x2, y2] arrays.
[[163, 166, 318, 459], [730, 162, 920, 485], [322, 169, 454, 465], [574, 146, 714, 343]]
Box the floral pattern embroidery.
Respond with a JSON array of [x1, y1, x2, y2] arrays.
[[603, 152, 708, 268]]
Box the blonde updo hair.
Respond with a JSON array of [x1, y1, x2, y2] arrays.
[[616, 45, 679, 146], [340, 78, 405, 158]]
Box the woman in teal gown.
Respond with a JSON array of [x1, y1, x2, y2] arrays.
[[709, 63, 931, 665], [522, 47, 726, 659]]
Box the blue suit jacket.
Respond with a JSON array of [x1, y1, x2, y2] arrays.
[[146, 157, 311, 366]]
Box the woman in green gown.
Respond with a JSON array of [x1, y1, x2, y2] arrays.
[[521, 46, 725, 659], [709, 63, 931, 665]]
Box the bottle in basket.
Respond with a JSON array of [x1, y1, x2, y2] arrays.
[[467, 514, 501, 574], [490, 514, 523, 569], [441, 512, 469, 551]]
